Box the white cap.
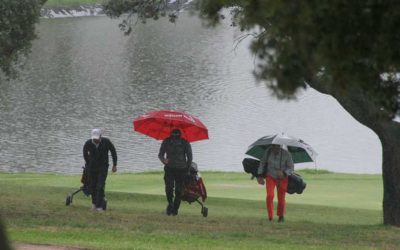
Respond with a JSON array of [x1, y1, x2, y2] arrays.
[[91, 128, 102, 140]]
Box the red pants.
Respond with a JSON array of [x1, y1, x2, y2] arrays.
[[265, 175, 288, 220]]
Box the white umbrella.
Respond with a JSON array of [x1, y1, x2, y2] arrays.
[[245, 133, 318, 164]]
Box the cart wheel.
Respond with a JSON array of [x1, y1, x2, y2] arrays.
[[201, 206, 208, 217], [102, 198, 107, 210], [65, 195, 72, 206]]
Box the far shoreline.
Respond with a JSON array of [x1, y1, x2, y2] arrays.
[[41, 4, 104, 18], [40, 0, 193, 18], [0, 168, 381, 176]]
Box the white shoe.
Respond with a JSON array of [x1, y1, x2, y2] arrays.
[[96, 208, 104, 212]]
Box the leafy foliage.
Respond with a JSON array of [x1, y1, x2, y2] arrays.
[[104, 0, 400, 118], [195, 0, 400, 227], [196, 0, 400, 119], [104, 0, 184, 35], [0, 0, 45, 78], [0, 1, 45, 247]]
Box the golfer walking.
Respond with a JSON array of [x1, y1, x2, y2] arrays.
[[257, 144, 294, 222], [83, 128, 117, 211], [158, 128, 192, 216]]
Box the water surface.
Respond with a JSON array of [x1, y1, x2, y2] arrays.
[[0, 15, 381, 173]]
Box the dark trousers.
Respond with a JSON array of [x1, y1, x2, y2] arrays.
[[89, 168, 108, 208], [164, 168, 186, 211]]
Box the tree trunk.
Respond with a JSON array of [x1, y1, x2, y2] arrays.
[[330, 94, 400, 226], [331, 90, 400, 226], [377, 122, 400, 226], [309, 81, 400, 226]]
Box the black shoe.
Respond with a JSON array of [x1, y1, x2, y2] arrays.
[[278, 216, 284, 222], [172, 208, 178, 216], [166, 204, 174, 216]]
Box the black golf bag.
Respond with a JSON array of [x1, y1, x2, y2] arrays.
[[65, 165, 107, 210], [242, 158, 263, 179], [286, 172, 307, 194], [242, 158, 306, 194]]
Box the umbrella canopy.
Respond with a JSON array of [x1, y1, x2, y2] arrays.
[[245, 133, 317, 163], [133, 110, 209, 142]]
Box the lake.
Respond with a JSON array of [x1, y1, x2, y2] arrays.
[[0, 14, 382, 174]]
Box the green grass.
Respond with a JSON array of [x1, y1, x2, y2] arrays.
[[43, 0, 104, 8], [1, 170, 398, 250]]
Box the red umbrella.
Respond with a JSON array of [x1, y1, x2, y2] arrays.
[[133, 110, 209, 142]]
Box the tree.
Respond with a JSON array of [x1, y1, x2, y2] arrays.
[[0, 0, 46, 248], [197, 0, 400, 226], [106, 0, 400, 226], [104, 0, 183, 35], [0, 0, 45, 78]]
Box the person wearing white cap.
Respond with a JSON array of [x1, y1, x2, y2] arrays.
[[83, 128, 117, 211]]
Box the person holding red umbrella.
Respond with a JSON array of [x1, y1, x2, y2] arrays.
[[134, 110, 208, 215], [133, 110, 209, 143], [158, 128, 193, 216]]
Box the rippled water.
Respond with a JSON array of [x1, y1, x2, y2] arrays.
[[0, 14, 381, 173]]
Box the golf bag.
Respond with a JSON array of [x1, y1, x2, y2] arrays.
[[242, 158, 263, 179], [181, 162, 208, 217], [287, 172, 307, 194], [65, 165, 107, 210], [242, 158, 306, 194]]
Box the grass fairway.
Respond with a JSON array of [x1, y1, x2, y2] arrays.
[[0, 170, 399, 250]]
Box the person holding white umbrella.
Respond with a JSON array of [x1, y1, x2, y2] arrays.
[[256, 144, 294, 222]]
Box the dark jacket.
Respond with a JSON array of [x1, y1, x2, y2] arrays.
[[158, 137, 192, 170], [83, 137, 117, 171]]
